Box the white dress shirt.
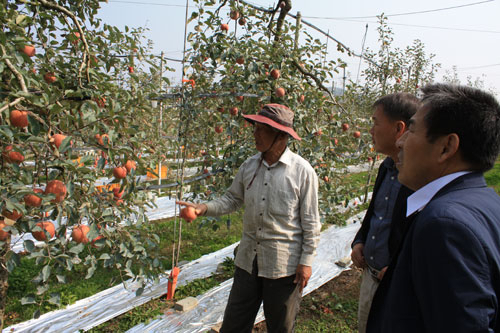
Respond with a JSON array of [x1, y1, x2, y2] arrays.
[[406, 171, 472, 217]]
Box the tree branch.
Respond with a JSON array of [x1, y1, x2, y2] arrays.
[[273, 0, 291, 42], [291, 59, 347, 113], [0, 45, 28, 93], [38, 0, 91, 86], [0, 97, 24, 114], [238, 0, 381, 69]]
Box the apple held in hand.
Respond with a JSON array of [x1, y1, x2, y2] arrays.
[[180, 206, 197, 222]]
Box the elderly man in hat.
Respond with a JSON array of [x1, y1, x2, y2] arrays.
[[177, 104, 321, 332]]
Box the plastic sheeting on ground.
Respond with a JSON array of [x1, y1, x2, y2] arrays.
[[126, 214, 364, 333]]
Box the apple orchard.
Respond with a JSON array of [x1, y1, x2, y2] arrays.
[[0, 0, 438, 328]]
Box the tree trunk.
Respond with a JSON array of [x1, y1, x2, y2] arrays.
[[0, 236, 10, 331]]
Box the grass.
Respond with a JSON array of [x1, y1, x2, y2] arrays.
[[485, 158, 500, 194]]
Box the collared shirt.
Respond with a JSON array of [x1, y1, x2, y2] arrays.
[[205, 147, 321, 279], [406, 171, 472, 217], [363, 158, 401, 271]]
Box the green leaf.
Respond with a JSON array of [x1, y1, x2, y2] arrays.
[[99, 253, 111, 260], [48, 293, 61, 305], [0, 125, 14, 139], [69, 243, 84, 254], [59, 136, 72, 153], [21, 296, 36, 305], [36, 284, 49, 295], [86, 265, 96, 279], [6, 251, 20, 272], [42, 265, 51, 282], [24, 239, 35, 252], [27, 114, 40, 136]]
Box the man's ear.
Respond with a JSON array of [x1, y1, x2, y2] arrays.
[[395, 121, 406, 139], [438, 133, 460, 163]]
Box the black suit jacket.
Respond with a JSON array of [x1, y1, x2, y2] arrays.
[[352, 157, 413, 260], [367, 172, 500, 332]]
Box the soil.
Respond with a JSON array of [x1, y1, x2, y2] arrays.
[[253, 268, 362, 332]]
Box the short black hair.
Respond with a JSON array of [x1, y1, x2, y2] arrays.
[[372, 92, 420, 125], [421, 83, 500, 172]]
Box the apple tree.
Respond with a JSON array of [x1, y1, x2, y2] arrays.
[[0, 0, 172, 327]]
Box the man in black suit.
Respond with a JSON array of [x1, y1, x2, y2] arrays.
[[351, 92, 419, 333], [367, 84, 500, 332]]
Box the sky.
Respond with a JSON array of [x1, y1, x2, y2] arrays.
[[95, 0, 500, 94]]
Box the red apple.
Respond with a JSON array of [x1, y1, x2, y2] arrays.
[[44, 72, 57, 84], [0, 220, 9, 241], [3, 145, 24, 164], [270, 69, 280, 79], [21, 45, 36, 57], [230, 10, 240, 20], [51, 134, 67, 149], [180, 206, 197, 222], [24, 189, 43, 207], [275, 87, 285, 98], [113, 166, 127, 179], [44, 180, 67, 203], [353, 131, 361, 138], [2, 209, 22, 221], [221, 24, 229, 32], [32, 221, 55, 241], [124, 160, 136, 173], [342, 123, 349, 132], [10, 110, 28, 128]]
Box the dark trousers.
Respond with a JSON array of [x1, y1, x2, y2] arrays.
[[220, 257, 302, 333]]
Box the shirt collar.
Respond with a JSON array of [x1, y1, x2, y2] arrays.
[[406, 171, 472, 217], [259, 147, 292, 167]]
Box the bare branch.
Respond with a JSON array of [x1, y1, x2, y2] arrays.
[[214, 0, 228, 17], [238, 0, 381, 68], [273, 0, 291, 42], [0, 45, 28, 93], [0, 97, 24, 114], [291, 59, 347, 113], [38, 0, 91, 86]]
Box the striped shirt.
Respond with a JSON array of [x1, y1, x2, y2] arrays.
[[205, 147, 321, 279]]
